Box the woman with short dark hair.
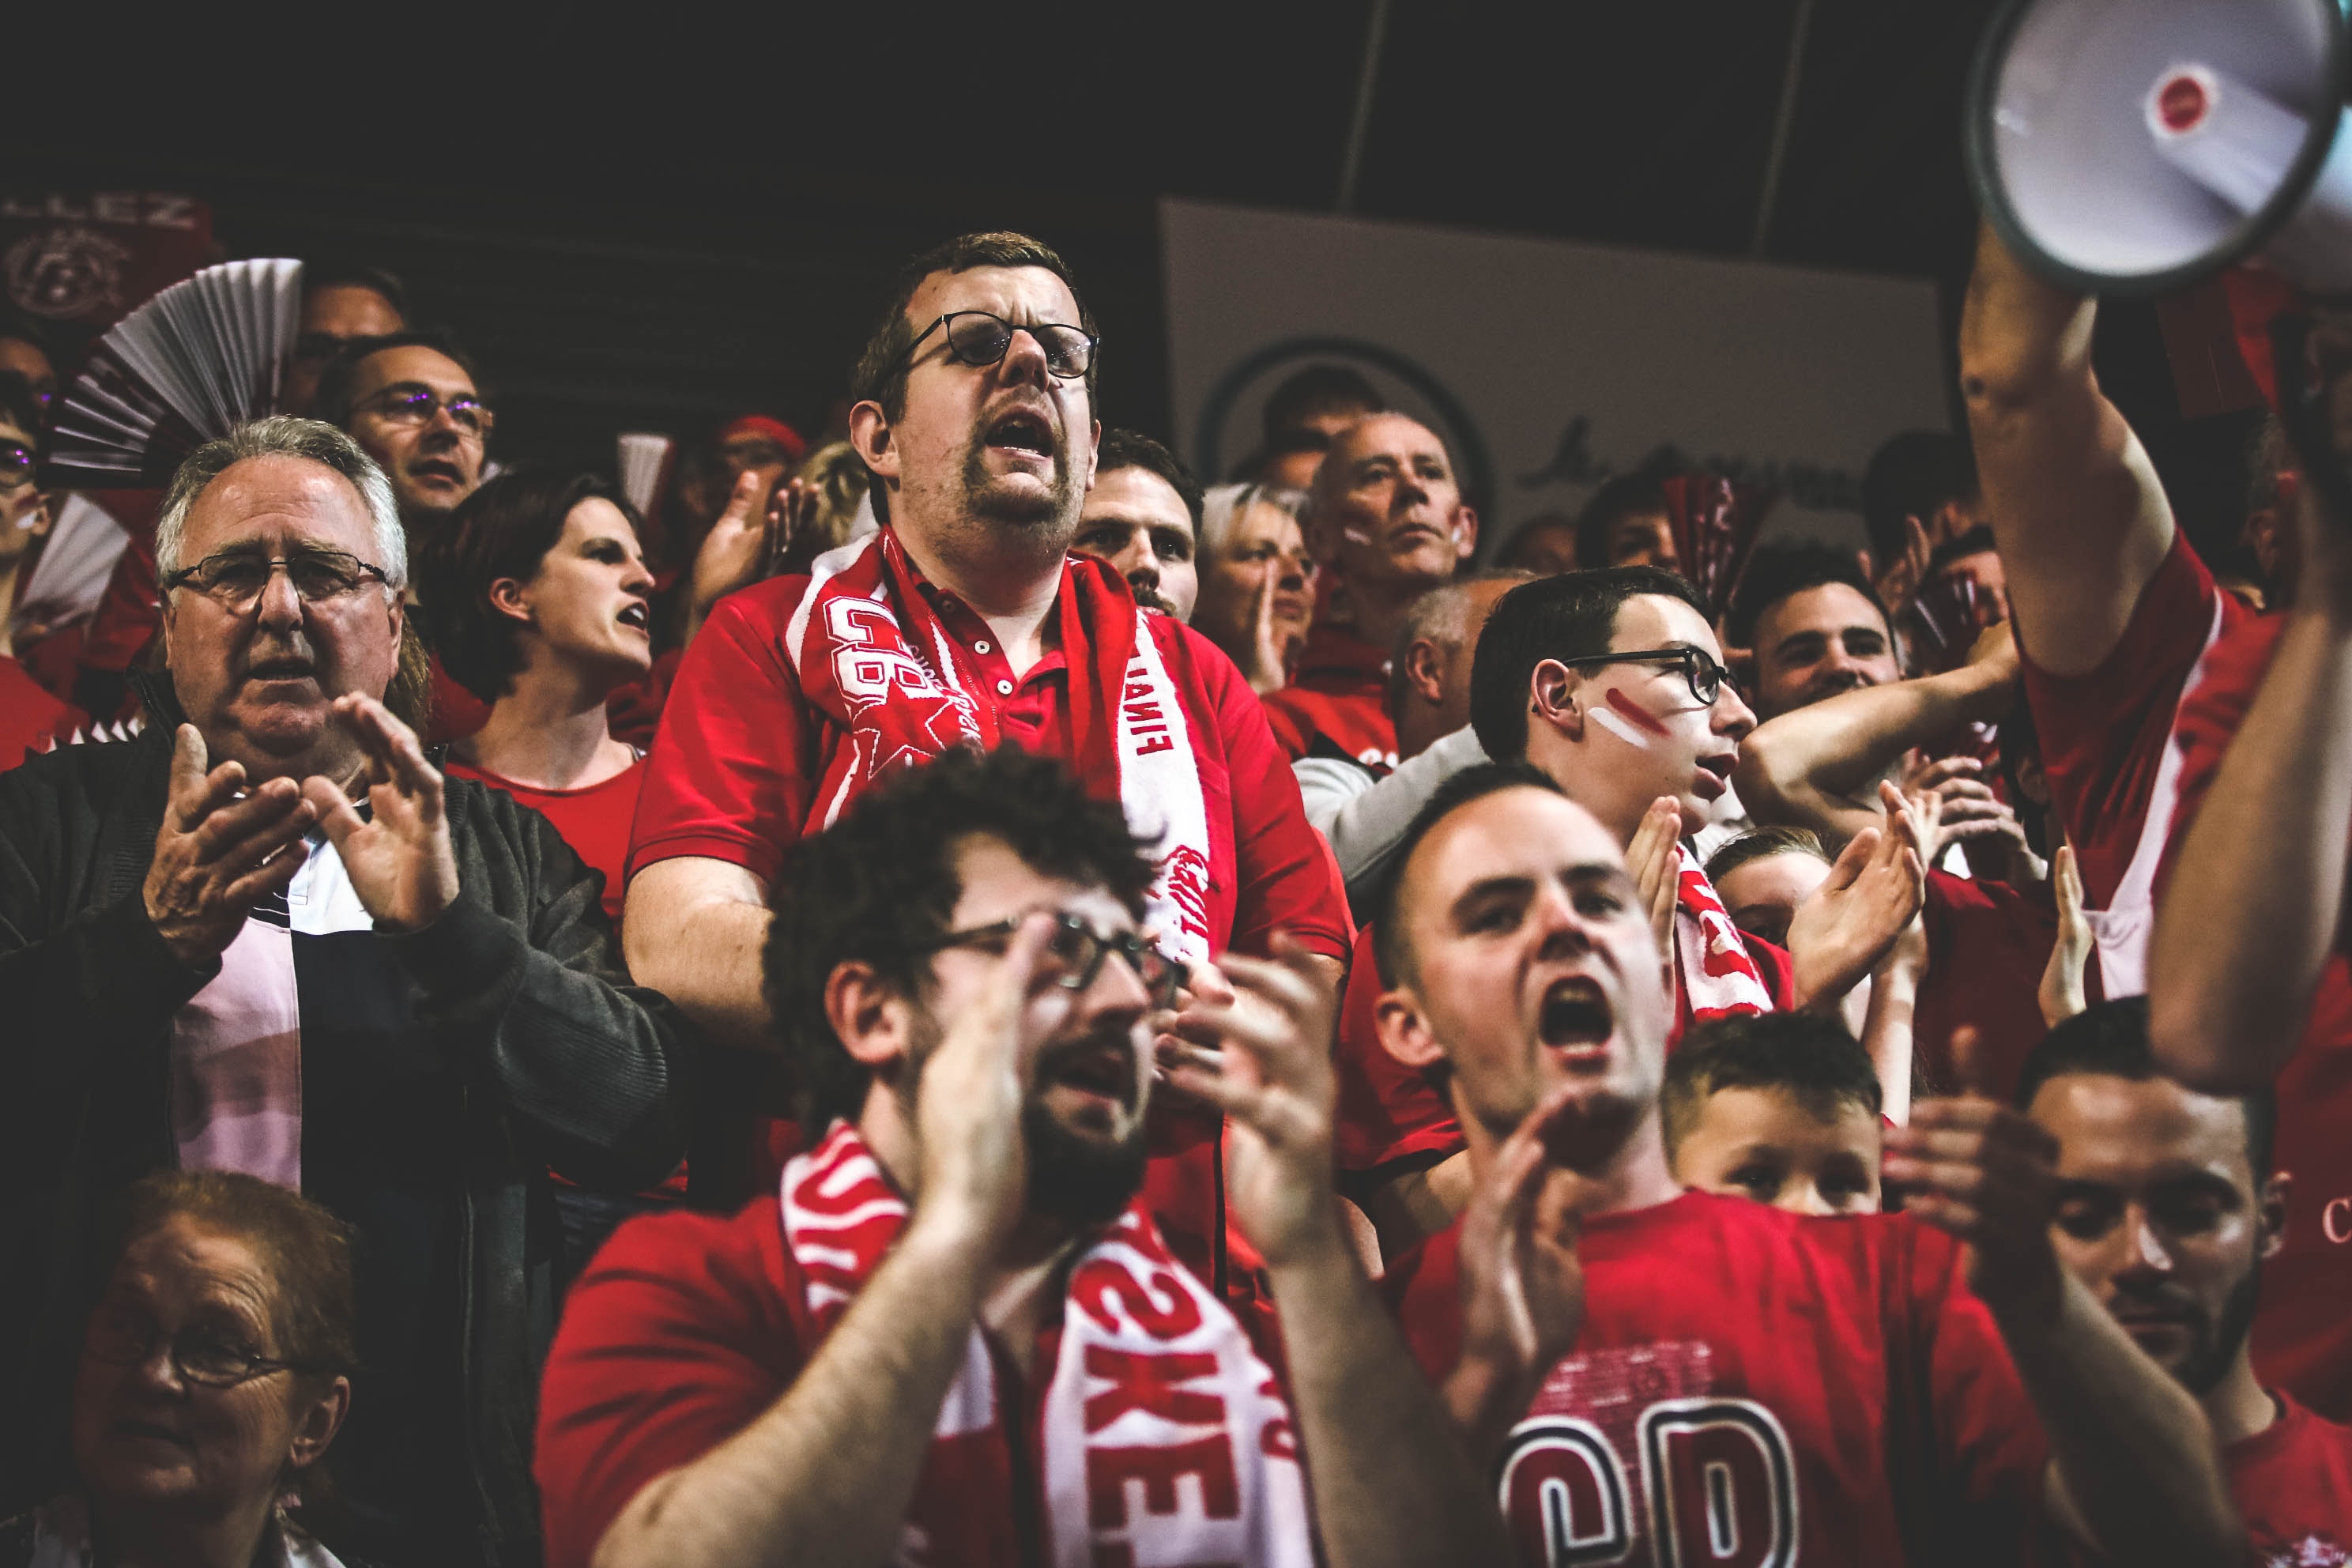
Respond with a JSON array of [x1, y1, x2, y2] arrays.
[[1, 1170, 358, 1567], [414, 469, 656, 927]]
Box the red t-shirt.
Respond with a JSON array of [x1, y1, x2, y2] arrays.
[[443, 757, 644, 926], [534, 1194, 1295, 1568], [2226, 1391, 2352, 1563], [1259, 623, 1396, 774], [2017, 532, 2241, 996], [628, 564, 1348, 1306], [1915, 871, 2058, 1102], [0, 654, 85, 769], [1383, 1194, 2048, 1566], [2161, 609, 2352, 1423], [1329, 922, 1798, 1181]]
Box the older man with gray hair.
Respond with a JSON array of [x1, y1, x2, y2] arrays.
[[0, 417, 695, 1568]]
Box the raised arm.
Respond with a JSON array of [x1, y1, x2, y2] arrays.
[[1172, 937, 1513, 1568], [590, 918, 1061, 1568], [1959, 224, 2177, 677], [1736, 627, 2018, 845]]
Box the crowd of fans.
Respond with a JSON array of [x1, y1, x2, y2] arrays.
[[0, 194, 2348, 1567]]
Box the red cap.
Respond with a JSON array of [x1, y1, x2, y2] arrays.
[[718, 414, 808, 466]]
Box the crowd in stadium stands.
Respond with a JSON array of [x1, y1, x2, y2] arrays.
[[2, 192, 2351, 1568]]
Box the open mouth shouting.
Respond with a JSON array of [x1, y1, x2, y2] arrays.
[[616, 600, 650, 637], [1036, 1035, 1140, 1123], [1536, 975, 1615, 1069], [983, 405, 1058, 469]]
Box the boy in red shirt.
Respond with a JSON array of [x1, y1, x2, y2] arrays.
[[1368, 763, 2240, 1564]]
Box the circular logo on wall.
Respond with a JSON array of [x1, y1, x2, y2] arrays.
[[1191, 335, 1494, 519], [6, 224, 131, 319]]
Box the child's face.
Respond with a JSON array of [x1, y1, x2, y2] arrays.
[[1673, 1086, 1883, 1216]]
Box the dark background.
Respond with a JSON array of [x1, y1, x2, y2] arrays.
[[6, 1, 2254, 546]]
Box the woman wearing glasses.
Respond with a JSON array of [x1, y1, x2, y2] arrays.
[[0, 1170, 357, 1568]]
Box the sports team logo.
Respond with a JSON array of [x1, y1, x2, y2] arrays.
[[4, 224, 131, 320]]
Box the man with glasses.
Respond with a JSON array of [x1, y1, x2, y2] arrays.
[[0, 416, 696, 1566], [315, 328, 491, 541], [627, 231, 1348, 1319], [541, 744, 1509, 1568]]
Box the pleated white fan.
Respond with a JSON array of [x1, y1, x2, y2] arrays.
[[45, 258, 303, 487], [616, 432, 674, 519]]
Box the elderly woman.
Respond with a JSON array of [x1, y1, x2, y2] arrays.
[[1187, 482, 1316, 695], [1, 1170, 356, 1568]]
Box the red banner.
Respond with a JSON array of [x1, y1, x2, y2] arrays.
[[0, 192, 213, 333]]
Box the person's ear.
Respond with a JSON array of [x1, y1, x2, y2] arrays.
[[487, 577, 533, 628], [1451, 503, 1479, 560], [287, 1375, 350, 1471], [848, 401, 899, 487], [824, 959, 914, 1073], [1403, 638, 1447, 709], [1529, 658, 1585, 741], [2258, 1170, 2290, 1261], [386, 592, 405, 643], [1080, 419, 1102, 496], [1374, 986, 1446, 1070]]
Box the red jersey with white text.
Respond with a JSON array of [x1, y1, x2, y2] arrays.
[[1384, 1193, 2048, 1566], [2018, 532, 2242, 997], [2162, 609, 2352, 1422], [1259, 623, 1396, 774]]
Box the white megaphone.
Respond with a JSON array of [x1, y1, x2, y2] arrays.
[[1966, 0, 2352, 296]]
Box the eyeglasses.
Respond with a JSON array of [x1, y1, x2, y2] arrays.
[[891, 311, 1097, 383], [85, 1304, 332, 1390], [163, 548, 391, 609], [1556, 645, 1738, 707], [0, 443, 33, 487], [352, 384, 495, 439], [916, 910, 1179, 1008]]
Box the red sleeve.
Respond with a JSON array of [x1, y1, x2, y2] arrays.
[[627, 579, 819, 888], [2017, 533, 2237, 908], [1256, 687, 1315, 762], [1332, 925, 1464, 1178], [535, 1200, 807, 1568], [2158, 611, 2286, 901], [1173, 622, 1348, 960]]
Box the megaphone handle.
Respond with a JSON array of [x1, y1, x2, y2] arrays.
[[2271, 313, 2352, 534]]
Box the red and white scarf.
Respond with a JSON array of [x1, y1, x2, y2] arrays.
[[783, 529, 1215, 963], [1674, 842, 1776, 1018], [781, 1122, 1312, 1568]]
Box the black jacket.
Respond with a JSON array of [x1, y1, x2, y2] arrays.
[[0, 713, 697, 1564]]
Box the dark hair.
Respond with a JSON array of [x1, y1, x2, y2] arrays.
[[849, 232, 1097, 424], [1095, 428, 1203, 530], [0, 303, 62, 364], [1228, 425, 1332, 484], [302, 262, 410, 323], [2016, 998, 2276, 1176], [1494, 511, 1578, 571], [1861, 430, 1977, 566], [1924, 524, 1999, 578], [1261, 364, 1385, 442], [412, 469, 644, 703], [1703, 825, 1830, 887], [1369, 761, 1566, 989], [1468, 565, 1709, 763], [763, 748, 1159, 1129], [1660, 1012, 1884, 1157], [1574, 473, 1670, 570], [1725, 540, 1893, 652], [313, 329, 481, 432], [0, 371, 43, 441]]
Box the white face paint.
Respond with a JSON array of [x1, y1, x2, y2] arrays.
[[1341, 526, 1374, 547], [1586, 703, 1654, 751]]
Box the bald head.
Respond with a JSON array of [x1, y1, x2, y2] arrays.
[[1305, 413, 1476, 593]]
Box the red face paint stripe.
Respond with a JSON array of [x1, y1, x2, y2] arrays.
[[1604, 686, 1673, 737]]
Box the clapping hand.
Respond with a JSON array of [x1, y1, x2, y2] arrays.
[[300, 695, 460, 933], [144, 725, 316, 967], [686, 469, 820, 640], [1788, 780, 1928, 1008]]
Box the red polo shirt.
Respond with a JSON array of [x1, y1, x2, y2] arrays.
[[628, 557, 1350, 1304], [1260, 623, 1397, 774]]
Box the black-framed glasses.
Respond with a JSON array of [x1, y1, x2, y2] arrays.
[[891, 311, 1097, 382], [0, 442, 34, 486], [352, 384, 495, 439], [1557, 645, 1737, 707], [163, 548, 391, 610], [85, 1303, 334, 1390], [917, 910, 1178, 1007]]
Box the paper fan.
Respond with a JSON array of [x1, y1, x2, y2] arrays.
[[616, 432, 675, 520], [1660, 473, 1774, 624], [45, 258, 303, 488]]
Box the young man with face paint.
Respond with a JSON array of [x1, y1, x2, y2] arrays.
[[2018, 1000, 2352, 1560], [1263, 415, 1479, 775], [1366, 767, 2243, 1565]]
